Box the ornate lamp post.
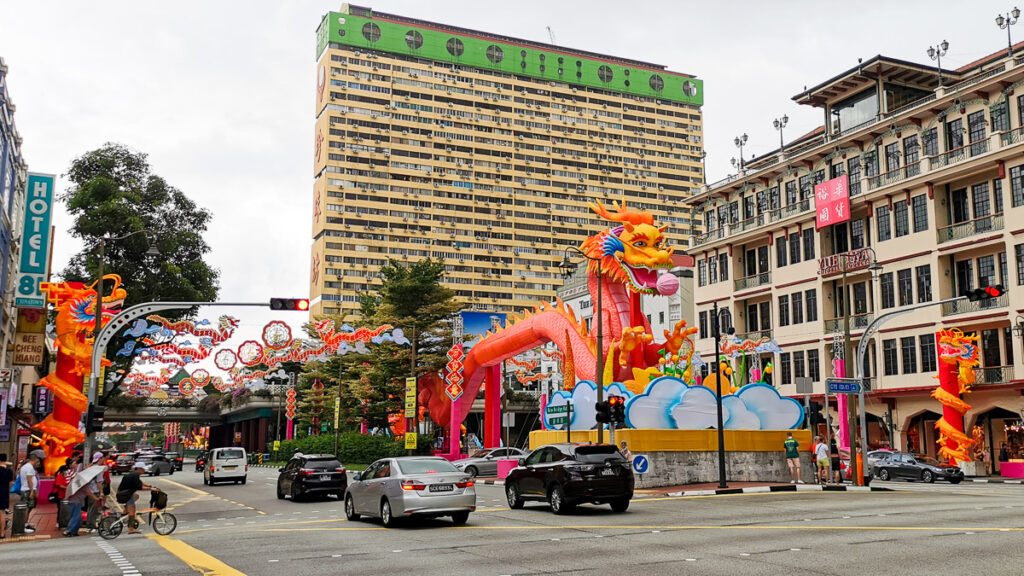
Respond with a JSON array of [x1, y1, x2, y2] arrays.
[[733, 134, 748, 169], [927, 41, 950, 87], [997, 8, 1021, 57], [773, 115, 789, 152]]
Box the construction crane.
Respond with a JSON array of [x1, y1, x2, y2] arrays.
[[546, 26, 557, 45]]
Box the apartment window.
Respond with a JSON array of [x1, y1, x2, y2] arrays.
[[798, 174, 814, 201], [760, 301, 771, 331], [791, 292, 803, 324], [756, 191, 767, 214], [883, 339, 898, 376], [973, 182, 992, 231], [994, 179, 1004, 213], [880, 272, 895, 308], [863, 150, 879, 178], [746, 304, 759, 333], [793, 351, 806, 380], [769, 186, 781, 211], [719, 253, 729, 281], [1016, 244, 1024, 285], [699, 311, 708, 339], [802, 228, 815, 259], [876, 204, 892, 241], [916, 265, 932, 303], [894, 200, 909, 237], [778, 295, 790, 327], [920, 334, 937, 373], [1012, 165, 1024, 208], [850, 219, 865, 250], [923, 127, 939, 157], [897, 268, 913, 306], [968, 110, 987, 154], [904, 134, 920, 176], [884, 142, 901, 173], [947, 117, 964, 150], [911, 194, 928, 232], [780, 353, 792, 385], [847, 157, 862, 195], [853, 282, 868, 315], [743, 195, 755, 220], [901, 336, 918, 374], [808, 349, 820, 382], [785, 181, 797, 206], [1000, 251, 1008, 286], [979, 254, 997, 288], [993, 101, 1010, 133], [708, 257, 718, 284], [789, 232, 801, 264], [805, 289, 818, 322], [777, 235, 788, 267]]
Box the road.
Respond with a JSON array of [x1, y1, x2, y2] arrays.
[[3, 468, 1023, 575]]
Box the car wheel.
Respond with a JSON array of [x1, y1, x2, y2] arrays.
[[345, 494, 360, 521], [609, 498, 630, 513], [877, 468, 890, 481], [465, 465, 479, 478], [381, 499, 397, 528], [451, 511, 469, 525], [277, 483, 285, 500], [240, 476, 246, 485], [291, 483, 302, 502], [505, 482, 524, 509], [169, 468, 174, 476], [949, 478, 962, 484], [153, 468, 160, 476], [922, 470, 935, 483], [548, 484, 571, 515]]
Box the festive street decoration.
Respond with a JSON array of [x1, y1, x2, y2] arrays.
[[285, 388, 297, 420], [214, 348, 237, 371], [445, 344, 465, 401], [262, 320, 292, 350], [933, 328, 980, 464]]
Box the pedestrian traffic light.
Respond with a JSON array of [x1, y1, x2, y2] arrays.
[[84, 405, 106, 435], [964, 284, 1005, 301], [270, 298, 310, 311], [608, 395, 626, 426], [595, 400, 611, 423]]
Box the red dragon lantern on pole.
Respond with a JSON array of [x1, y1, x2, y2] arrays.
[[933, 328, 980, 465]]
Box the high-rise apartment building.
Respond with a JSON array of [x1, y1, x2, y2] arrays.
[[310, 4, 704, 318], [687, 44, 1024, 469]]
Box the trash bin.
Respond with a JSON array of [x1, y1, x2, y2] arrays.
[[11, 502, 28, 535], [58, 499, 71, 528]]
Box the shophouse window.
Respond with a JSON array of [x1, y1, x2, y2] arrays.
[[904, 134, 920, 177], [760, 301, 771, 330], [746, 304, 759, 333], [831, 162, 845, 179], [923, 128, 939, 157], [920, 334, 937, 372], [951, 188, 970, 224], [785, 181, 797, 206], [853, 282, 868, 315], [709, 257, 718, 284], [705, 209, 716, 230], [847, 157, 862, 196], [776, 235, 787, 267], [912, 194, 928, 232], [1012, 165, 1024, 208], [955, 259, 974, 294], [884, 141, 901, 173], [698, 260, 707, 287], [778, 295, 790, 327], [968, 110, 987, 155], [789, 232, 801, 264], [832, 222, 849, 254], [863, 150, 879, 178], [791, 292, 803, 324], [780, 353, 792, 385], [916, 265, 932, 303], [1005, 326, 1015, 366], [1016, 244, 1024, 285], [794, 351, 805, 379], [883, 339, 898, 375], [946, 117, 964, 151], [769, 186, 781, 210], [973, 182, 992, 231], [979, 254, 997, 288], [994, 179, 1003, 213], [992, 101, 1010, 133], [808, 349, 820, 382], [880, 272, 895, 308], [1000, 251, 1008, 286], [850, 219, 865, 250], [901, 336, 918, 374], [802, 228, 815, 259], [743, 195, 755, 220], [897, 269, 913, 306], [805, 289, 818, 322], [798, 174, 814, 201], [756, 191, 767, 215], [699, 311, 708, 339], [876, 204, 892, 241], [894, 200, 909, 237], [719, 253, 729, 281]]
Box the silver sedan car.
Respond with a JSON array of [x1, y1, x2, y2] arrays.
[[344, 456, 476, 527], [453, 447, 527, 477]]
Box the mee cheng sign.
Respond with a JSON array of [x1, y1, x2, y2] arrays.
[[814, 174, 851, 229], [15, 173, 56, 308]]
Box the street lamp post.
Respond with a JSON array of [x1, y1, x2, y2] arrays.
[[927, 40, 950, 87], [711, 301, 734, 489], [559, 247, 605, 444], [997, 8, 1021, 57], [733, 134, 748, 169], [773, 116, 789, 152]]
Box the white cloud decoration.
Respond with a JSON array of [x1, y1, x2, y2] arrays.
[[671, 384, 724, 429], [544, 381, 633, 431]]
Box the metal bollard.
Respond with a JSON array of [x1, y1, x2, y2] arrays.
[[11, 502, 28, 535], [58, 499, 71, 528]]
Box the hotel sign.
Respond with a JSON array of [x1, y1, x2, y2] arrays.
[[15, 173, 56, 308], [818, 248, 872, 277], [814, 174, 851, 229]]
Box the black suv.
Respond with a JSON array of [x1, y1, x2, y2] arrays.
[[277, 454, 348, 501], [504, 443, 633, 514]]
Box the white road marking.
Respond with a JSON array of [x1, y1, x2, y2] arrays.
[[93, 538, 143, 576]]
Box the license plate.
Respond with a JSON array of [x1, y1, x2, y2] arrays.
[[224, 465, 237, 470], [429, 484, 453, 492], [601, 468, 615, 476], [320, 474, 331, 480]]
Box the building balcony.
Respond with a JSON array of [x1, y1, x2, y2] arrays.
[[735, 328, 773, 342], [692, 226, 725, 247], [974, 365, 1015, 385], [866, 161, 922, 191], [734, 213, 766, 233], [936, 213, 1004, 244], [734, 271, 771, 292], [941, 293, 1009, 316], [769, 199, 812, 223], [1002, 126, 1024, 146], [823, 313, 873, 333], [929, 139, 989, 170]]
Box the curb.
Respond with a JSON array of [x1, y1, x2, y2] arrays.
[[661, 484, 892, 497], [962, 477, 1023, 484], [476, 479, 505, 486]]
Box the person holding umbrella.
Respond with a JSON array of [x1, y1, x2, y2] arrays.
[[64, 459, 103, 537]]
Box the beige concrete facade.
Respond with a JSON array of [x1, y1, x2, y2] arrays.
[[687, 48, 1024, 471]]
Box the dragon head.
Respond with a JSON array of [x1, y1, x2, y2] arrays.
[[582, 201, 676, 295]]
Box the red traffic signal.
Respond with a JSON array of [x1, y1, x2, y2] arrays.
[[964, 284, 1005, 302], [270, 298, 310, 311]]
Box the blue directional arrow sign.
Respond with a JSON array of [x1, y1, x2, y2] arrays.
[[631, 455, 650, 475]]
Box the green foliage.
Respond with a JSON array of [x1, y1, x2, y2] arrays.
[[105, 395, 147, 409], [273, 433, 435, 464]]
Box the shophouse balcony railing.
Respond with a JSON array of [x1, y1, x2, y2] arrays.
[[734, 213, 765, 233], [944, 63, 1006, 94], [823, 313, 873, 333], [941, 293, 1009, 316], [867, 161, 922, 190], [735, 328, 773, 341], [734, 271, 771, 291], [769, 199, 812, 223], [929, 139, 989, 170], [974, 365, 1014, 385], [1002, 126, 1024, 146], [693, 226, 725, 246], [936, 213, 1004, 244], [849, 177, 863, 197]]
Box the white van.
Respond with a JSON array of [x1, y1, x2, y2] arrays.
[[204, 447, 248, 485]]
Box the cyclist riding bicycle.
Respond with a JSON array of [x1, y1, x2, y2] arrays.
[[115, 462, 159, 534]]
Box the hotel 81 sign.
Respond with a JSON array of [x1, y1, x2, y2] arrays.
[[814, 174, 850, 229], [15, 173, 55, 309]]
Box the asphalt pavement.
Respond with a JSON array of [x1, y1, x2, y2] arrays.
[[2, 468, 1023, 575]]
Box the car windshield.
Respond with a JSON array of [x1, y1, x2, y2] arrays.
[[306, 459, 343, 470], [573, 445, 626, 464], [396, 459, 460, 474], [915, 456, 944, 466], [116, 455, 132, 462], [217, 449, 245, 459]]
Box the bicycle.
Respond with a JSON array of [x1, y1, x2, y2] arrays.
[[98, 490, 177, 539]]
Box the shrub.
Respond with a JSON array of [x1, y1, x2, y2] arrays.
[[272, 432, 436, 464]]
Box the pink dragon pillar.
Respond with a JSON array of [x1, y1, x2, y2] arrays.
[[484, 364, 501, 448]]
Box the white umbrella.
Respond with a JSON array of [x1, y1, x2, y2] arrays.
[[68, 465, 105, 497]]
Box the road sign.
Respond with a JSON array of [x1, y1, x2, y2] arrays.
[[548, 416, 569, 425], [826, 377, 861, 394], [545, 404, 574, 415], [405, 432, 417, 450], [404, 377, 416, 418], [632, 455, 650, 475], [273, 440, 281, 451]]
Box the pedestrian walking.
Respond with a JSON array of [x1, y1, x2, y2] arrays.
[[619, 441, 632, 462], [814, 436, 829, 484], [784, 431, 803, 484], [64, 471, 101, 537], [85, 452, 109, 529], [0, 453, 13, 539], [18, 453, 41, 533], [830, 440, 842, 484]]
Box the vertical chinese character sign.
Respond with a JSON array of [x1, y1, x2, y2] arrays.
[[285, 388, 297, 440], [814, 174, 851, 229], [445, 344, 465, 457]]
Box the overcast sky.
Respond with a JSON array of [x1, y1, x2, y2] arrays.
[[0, 0, 1018, 343]]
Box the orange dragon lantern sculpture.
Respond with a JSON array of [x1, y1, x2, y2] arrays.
[[933, 328, 980, 464], [36, 276, 126, 475], [419, 201, 693, 430]]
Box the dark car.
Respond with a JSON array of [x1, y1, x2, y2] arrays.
[[277, 454, 348, 501], [872, 452, 964, 484], [137, 454, 175, 476], [504, 443, 633, 515], [111, 453, 135, 475]]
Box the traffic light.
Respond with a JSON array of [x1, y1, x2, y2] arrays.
[[84, 405, 106, 435], [964, 284, 1005, 302], [807, 401, 826, 427], [595, 400, 611, 423], [608, 395, 626, 426], [270, 298, 310, 311]]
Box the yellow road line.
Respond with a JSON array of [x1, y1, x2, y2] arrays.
[[148, 534, 247, 575]]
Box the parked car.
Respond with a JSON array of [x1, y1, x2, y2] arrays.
[[344, 456, 475, 527], [136, 454, 175, 476], [204, 447, 248, 485], [872, 452, 964, 483], [195, 451, 208, 472], [277, 454, 347, 501], [504, 443, 633, 515], [168, 452, 184, 471], [453, 447, 527, 477], [110, 453, 135, 475]]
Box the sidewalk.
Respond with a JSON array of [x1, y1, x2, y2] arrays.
[[2, 500, 62, 545], [961, 475, 1023, 484], [475, 477, 891, 495]]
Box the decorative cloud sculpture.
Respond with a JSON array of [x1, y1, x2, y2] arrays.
[[624, 376, 688, 429], [735, 383, 805, 429], [722, 395, 760, 429], [544, 381, 632, 431], [671, 385, 725, 429]]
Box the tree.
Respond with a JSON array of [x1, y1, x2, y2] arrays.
[[61, 142, 220, 309]]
